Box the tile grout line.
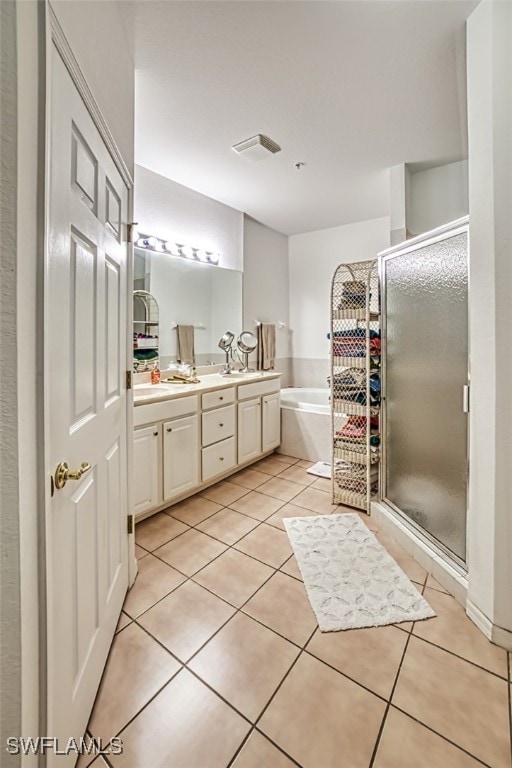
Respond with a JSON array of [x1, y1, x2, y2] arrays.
[[368, 579, 428, 767], [113, 464, 332, 759], [225, 625, 321, 768], [250, 627, 319, 740], [407, 631, 511, 682], [97, 667, 185, 742], [388, 704, 495, 768], [117, 539, 319, 760], [368, 579, 496, 768], [369, 630, 415, 766], [300, 645, 390, 707], [129, 509, 293, 623]]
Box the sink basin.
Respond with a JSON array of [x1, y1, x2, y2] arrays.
[[220, 371, 257, 378], [134, 385, 174, 397]]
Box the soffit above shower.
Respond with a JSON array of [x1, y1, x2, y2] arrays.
[[129, 0, 478, 236]]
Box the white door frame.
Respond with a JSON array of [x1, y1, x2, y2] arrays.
[[41, 2, 136, 737]]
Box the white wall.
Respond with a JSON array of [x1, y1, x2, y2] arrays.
[[135, 165, 244, 272], [50, 0, 135, 173], [289, 217, 390, 361], [16, 0, 43, 750], [243, 217, 290, 374], [466, 0, 512, 645], [1, 0, 22, 754], [407, 160, 469, 236]]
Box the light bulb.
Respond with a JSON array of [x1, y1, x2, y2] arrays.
[[147, 236, 158, 247], [196, 249, 208, 262], [209, 252, 220, 264], [181, 245, 194, 259]]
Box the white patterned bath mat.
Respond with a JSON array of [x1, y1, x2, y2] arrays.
[[306, 461, 332, 479], [284, 513, 435, 632]]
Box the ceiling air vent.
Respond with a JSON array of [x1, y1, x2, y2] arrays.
[[232, 134, 281, 162]]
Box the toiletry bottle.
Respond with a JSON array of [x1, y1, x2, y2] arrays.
[[151, 367, 160, 384]]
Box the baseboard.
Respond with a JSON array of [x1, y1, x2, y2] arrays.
[[372, 501, 512, 650], [371, 501, 468, 606], [466, 600, 512, 651]]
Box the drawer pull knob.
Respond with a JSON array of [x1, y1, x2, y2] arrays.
[[219, 456, 224, 461], [153, 431, 158, 437], [166, 427, 172, 432], [219, 396, 224, 401], [219, 423, 224, 427]]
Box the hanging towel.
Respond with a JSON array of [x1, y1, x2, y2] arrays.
[[177, 325, 195, 364], [257, 323, 276, 370]]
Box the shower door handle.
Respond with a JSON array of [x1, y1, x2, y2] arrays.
[[462, 385, 470, 413]]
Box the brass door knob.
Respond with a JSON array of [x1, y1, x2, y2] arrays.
[[54, 461, 91, 490]]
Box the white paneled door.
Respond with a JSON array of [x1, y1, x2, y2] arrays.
[[46, 45, 130, 764]]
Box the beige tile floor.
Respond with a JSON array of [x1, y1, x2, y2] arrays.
[[81, 454, 512, 768]]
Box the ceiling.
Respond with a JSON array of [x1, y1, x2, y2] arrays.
[[130, 0, 478, 236]]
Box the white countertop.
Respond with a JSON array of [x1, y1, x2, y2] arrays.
[[133, 371, 281, 405]]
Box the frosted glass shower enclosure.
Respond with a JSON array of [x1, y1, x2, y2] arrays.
[[380, 218, 469, 566]]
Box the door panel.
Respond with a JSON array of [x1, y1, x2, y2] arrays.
[[105, 255, 121, 401], [382, 226, 468, 563], [47, 45, 129, 763], [105, 439, 123, 594], [70, 229, 97, 425]]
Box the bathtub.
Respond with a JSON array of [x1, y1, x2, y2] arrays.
[[278, 388, 331, 462]]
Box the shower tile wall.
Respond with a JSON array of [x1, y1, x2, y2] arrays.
[[245, 357, 292, 388]]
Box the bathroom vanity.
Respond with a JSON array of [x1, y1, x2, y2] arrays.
[[133, 372, 281, 519]]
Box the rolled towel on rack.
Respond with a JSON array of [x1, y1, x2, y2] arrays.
[[176, 324, 195, 365], [257, 323, 276, 370]]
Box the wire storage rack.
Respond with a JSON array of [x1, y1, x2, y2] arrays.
[[133, 290, 160, 372], [330, 260, 380, 512]]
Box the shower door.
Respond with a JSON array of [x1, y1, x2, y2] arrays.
[[380, 219, 469, 565]]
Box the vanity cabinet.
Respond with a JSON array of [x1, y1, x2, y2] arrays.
[[202, 437, 237, 482], [262, 392, 281, 452], [201, 396, 237, 481], [237, 398, 262, 464], [133, 423, 161, 516], [133, 374, 281, 520], [237, 379, 281, 463], [163, 414, 199, 500]]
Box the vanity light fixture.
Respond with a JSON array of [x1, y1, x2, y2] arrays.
[[136, 232, 221, 267]]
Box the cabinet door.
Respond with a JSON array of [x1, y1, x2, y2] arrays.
[[163, 414, 199, 501], [262, 392, 281, 452], [133, 424, 161, 517], [238, 398, 262, 463]]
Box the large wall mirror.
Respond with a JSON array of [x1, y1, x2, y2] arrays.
[[134, 247, 243, 367]]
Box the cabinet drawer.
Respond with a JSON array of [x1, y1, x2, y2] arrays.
[[202, 387, 235, 411], [134, 395, 198, 427], [237, 378, 280, 401], [202, 437, 236, 482], [202, 404, 235, 447]]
